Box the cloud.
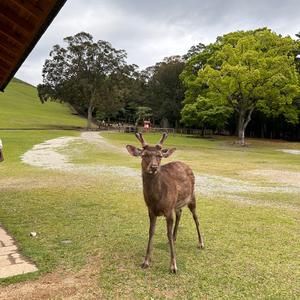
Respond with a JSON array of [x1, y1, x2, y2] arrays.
[[15, 0, 300, 86]]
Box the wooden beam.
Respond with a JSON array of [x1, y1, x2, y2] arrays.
[[0, 69, 6, 77], [0, 58, 12, 70], [0, 34, 22, 53], [9, 0, 45, 19], [0, 21, 28, 45], [0, 3, 35, 33], [0, 0, 67, 91], [0, 46, 16, 64]]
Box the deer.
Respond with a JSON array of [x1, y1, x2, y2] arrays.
[[126, 132, 204, 273]]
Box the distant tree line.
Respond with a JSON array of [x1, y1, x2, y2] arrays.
[[38, 28, 300, 143]]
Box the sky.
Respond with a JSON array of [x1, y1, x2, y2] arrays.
[[16, 0, 300, 86]]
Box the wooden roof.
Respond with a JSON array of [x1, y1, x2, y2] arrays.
[[0, 0, 66, 91]]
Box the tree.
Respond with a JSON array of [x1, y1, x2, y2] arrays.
[[144, 56, 185, 127], [94, 64, 140, 122], [181, 96, 233, 130], [181, 28, 300, 144], [37, 32, 129, 129], [295, 32, 300, 73], [134, 106, 152, 128], [182, 42, 206, 61], [115, 66, 149, 124]]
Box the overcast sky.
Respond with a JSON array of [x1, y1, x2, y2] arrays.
[[16, 0, 300, 86]]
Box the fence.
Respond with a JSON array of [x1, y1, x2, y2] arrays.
[[96, 125, 213, 137]]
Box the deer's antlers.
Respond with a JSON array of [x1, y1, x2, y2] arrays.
[[135, 132, 148, 148], [157, 132, 168, 148], [135, 132, 168, 148]]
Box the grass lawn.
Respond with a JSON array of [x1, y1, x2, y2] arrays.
[[0, 130, 299, 299], [0, 78, 86, 129]]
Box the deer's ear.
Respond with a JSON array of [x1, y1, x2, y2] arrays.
[[126, 145, 142, 157], [162, 148, 176, 158]]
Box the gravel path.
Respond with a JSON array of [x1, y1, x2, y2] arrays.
[[279, 149, 300, 155], [21, 132, 300, 208]]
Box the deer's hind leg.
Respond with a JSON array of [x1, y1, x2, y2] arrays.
[[188, 195, 204, 249], [173, 208, 182, 242], [166, 213, 177, 273]]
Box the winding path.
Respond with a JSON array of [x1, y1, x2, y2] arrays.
[[20, 132, 300, 209]]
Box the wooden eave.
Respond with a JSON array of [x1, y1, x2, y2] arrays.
[[0, 0, 66, 91]]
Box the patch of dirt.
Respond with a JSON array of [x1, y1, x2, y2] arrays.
[[245, 169, 300, 187], [0, 177, 48, 190], [21, 136, 78, 170], [0, 175, 92, 191], [21, 132, 132, 176], [195, 172, 300, 196], [226, 195, 300, 211], [80, 131, 126, 153], [279, 149, 300, 155], [0, 257, 102, 300]]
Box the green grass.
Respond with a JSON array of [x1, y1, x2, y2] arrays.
[[0, 78, 86, 129], [0, 130, 299, 299], [101, 132, 300, 174]]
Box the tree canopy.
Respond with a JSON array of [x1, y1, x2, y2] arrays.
[[38, 32, 132, 128], [181, 28, 300, 144], [144, 56, 186, 127], [37, 29, 300, 140]]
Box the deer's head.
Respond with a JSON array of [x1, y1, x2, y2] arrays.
[[126, 132, 176, 175]]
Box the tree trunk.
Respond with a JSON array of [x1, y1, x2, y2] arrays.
[[135, 117, 140, 129], [87, 105, 93, 130], [261, 124, 264, 138], [237, 111, 246, 145], [238, 127, 245, 145], [237, 107, 254, 146]]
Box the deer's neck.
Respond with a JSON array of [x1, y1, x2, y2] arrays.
[[142, 170, 163, 207], [142, 170, 160, 188]]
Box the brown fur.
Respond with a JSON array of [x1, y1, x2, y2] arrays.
[[126, 133, 204, 273], [142, 161, 195, 215]]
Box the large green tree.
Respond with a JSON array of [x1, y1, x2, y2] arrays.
[[144, 56, 186, 127], [38, 32, 130, 129], [182, 43, 206, 61], [181, 28, 300, 144]]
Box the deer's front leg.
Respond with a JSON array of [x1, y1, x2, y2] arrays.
[[141, 211, 157, 269], [166, 214, 177, 273]]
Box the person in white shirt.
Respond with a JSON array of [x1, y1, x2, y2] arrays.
[[0, 139, 4, 162]]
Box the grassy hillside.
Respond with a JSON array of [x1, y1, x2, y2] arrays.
[[0, 78, 86, 129]]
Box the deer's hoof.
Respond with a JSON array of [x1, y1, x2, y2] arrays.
[[170, 261, 178, 274], [198, 243, 205, 250], [141, 261, 150, 269]]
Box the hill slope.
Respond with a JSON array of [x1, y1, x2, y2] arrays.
[[0, 78, 86, 129]]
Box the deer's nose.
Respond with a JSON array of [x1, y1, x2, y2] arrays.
[[150, 165, 158, 172]]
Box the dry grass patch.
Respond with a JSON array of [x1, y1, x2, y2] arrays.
[[0, 256, 102, 300], [245, 169, 300, 187]]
